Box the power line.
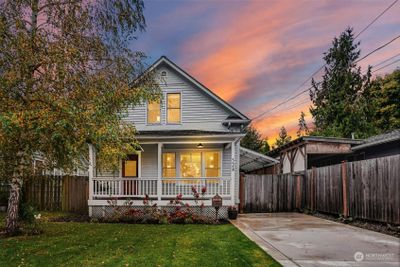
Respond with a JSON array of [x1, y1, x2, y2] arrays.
[[371, 52, 400, 68], [252, 35, 400, 121], [355, 35, 400, 63], [372, 58, 400, 73], [261, 53, 400, 117], [251, 0, 399, 122], [280, 0, 399, 100], [354, 0, 399, 38]]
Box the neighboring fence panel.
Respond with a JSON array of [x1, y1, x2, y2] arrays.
[[243, 155, 399, 224], [23, 175, 88, 214], [348, 155, 400, 224]]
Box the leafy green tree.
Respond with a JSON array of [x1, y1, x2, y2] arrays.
[[0, 0, 159, 234], [310, 28, 374, 138], [241, 125, 264, 152], [274, 126, 292, 147], [366, 70, 400, 132], [296, 111, 309, 137]]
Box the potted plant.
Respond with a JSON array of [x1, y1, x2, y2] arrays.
[[228, 205, 238, 220]]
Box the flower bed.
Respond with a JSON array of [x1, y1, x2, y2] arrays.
[[98, 186, 227, 224]]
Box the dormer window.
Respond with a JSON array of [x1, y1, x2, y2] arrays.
[[147, 100, 161, 124], [167, 93, 181, 124]]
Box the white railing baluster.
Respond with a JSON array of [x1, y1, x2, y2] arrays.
[[91, 177, 230, 199]]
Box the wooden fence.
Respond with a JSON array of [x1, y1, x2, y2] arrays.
[[23, 175, 88, 214], [241, 155, 400, 224], [242, 174, 301, 213]]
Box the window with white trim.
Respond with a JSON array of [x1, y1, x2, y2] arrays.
[[161, 151, 221, 178], [162, 153, 176, 178], [167, 93, 181, 124], [147, 100, 161, 124]]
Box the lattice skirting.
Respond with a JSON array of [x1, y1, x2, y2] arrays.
[[90, 205, 228, 220]]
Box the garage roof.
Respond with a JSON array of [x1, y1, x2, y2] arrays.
[[240, 146, 279, 172]]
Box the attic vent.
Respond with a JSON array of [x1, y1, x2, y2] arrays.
[[161, 71, 167, 77]]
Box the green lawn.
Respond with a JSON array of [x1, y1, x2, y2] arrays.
[[0, 213, 280, 267]]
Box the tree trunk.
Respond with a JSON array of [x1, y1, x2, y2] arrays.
[[5, 177, 22, 234]]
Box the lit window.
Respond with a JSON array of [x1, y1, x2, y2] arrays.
[[180, 152, 201, 178], [147, 100, 160, 124], [167, 93, 181, 123], [162, 153, 176, 178], [123, 155, 138, 177], [204, 151, 221, 177]]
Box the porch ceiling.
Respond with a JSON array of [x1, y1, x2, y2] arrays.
[[240, 146, 279, 173]]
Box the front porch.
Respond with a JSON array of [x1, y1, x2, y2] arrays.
[[87, 136, 241, 214]]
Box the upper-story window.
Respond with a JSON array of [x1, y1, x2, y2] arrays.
[[147, 100, 161, 124], [167, 93, 181, 124]]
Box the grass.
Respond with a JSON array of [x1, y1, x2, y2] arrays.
[[0, 212, 280, 267]]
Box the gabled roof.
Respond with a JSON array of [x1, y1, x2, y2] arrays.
[[146, 56, 250, 121], [240, 146, 279, 172]]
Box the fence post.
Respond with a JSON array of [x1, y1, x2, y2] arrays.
[[341, 161, 349, 217], [296, 175, 301, 210], [311, 167, 316, 211], [239, 173, 245, 213]]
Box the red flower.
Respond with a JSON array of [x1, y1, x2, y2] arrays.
[[177, 193, 182, 200], [191, 186, 197, 193], [201, 186, 207, 193]]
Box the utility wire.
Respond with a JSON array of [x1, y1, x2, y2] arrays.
[[279, 0, 399, 101], [252, 35, 400, 121], [354, 0, 399, 38], [355, 35, 400, 63], [260, 54, 400, 117], [371, 52, 400, 68], [251, 0, 399, 121], [372, 58, 400, 73]]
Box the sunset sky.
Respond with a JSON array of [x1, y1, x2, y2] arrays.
[[133, 0, 400, 142]]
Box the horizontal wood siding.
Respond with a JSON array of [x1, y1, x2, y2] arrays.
[[125, 65, 233, 132], [141, 144, 158, 178]]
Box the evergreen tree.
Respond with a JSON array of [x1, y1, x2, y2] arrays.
[[260, 138, 271, 154], [241, 125, 264, 152], [297, 111, 309, 137], [275, 126, 292, 147], [310, 28, 374, 138]]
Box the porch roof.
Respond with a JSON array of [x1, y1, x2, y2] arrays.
[[239, 146, 279, 172], [137, 130, 239, 136]]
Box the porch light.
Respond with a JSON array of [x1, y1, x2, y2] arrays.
[[197, 143, 204, 149]]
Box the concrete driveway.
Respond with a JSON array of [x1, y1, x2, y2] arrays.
[[231, 213, 399, 267]]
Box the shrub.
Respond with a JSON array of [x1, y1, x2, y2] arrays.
[[19, 202, 38, 224]]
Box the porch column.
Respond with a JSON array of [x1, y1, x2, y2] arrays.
[[88, 143, 94, 216], [157, 143, 162, 201], [231, 141, 235, 203]]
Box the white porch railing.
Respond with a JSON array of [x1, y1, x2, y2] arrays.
[[161, 178, 231, 198], [93, 178, 158, 198], [92, 177, 231, 199]]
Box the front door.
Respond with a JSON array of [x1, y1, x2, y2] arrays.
[[122, 154, 139, 195]]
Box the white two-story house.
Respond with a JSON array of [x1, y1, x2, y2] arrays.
[[87, 56, 276, 218]]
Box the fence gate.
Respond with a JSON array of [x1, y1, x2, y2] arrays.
[[241, 174, 302, 213]]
